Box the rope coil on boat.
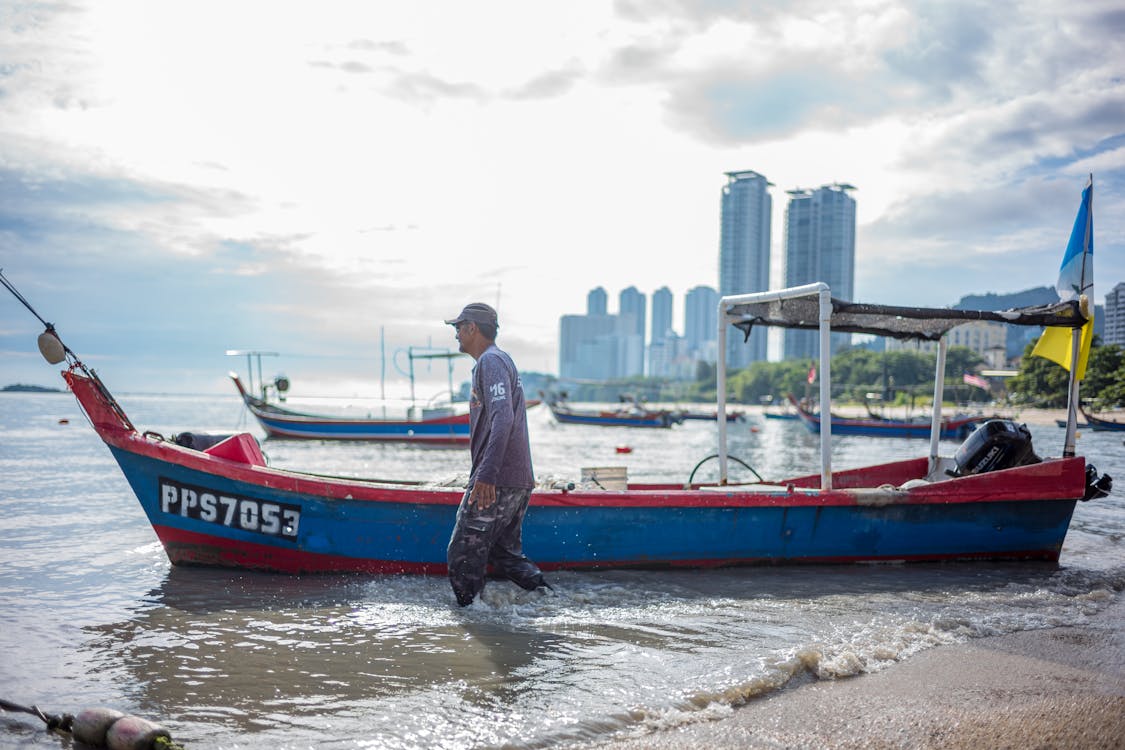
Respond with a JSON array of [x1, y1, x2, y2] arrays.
[[0, 698, 185, 750]]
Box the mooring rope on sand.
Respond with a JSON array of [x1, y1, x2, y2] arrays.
[[1, 698, 185, 750]]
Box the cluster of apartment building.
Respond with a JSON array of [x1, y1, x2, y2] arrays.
[[559, 171, 1125, 381], [560, 170, 858, 380]]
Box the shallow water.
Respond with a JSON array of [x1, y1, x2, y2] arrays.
[[1, 390, 1122, 749]]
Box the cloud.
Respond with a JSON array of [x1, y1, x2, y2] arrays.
[[881, 2, 996, 98], [506, 64, 585, 100]]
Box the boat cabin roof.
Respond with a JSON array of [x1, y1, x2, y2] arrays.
[[727, 296, 1085, 342]]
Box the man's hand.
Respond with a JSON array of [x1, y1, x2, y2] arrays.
[[470, 481, 497, 510]]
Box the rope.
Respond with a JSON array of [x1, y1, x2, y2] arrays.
[[0, 270, 54, 329], [0, 698, 72, 732], [686, 454, 765, 487]]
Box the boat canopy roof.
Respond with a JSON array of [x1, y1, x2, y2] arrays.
[[727, 296, 1086, 342]]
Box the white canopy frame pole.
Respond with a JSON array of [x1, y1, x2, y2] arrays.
[[718, 283, 831, 487], [929, 337, 948, 473], [817, 287, 833, 490], [717, 302, 729, 484]]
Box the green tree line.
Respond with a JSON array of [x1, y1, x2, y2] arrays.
[[543, 338, 1125, 410], [1007, 337, 1125, 409]]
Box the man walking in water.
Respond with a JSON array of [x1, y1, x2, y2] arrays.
[[444, 302, 550, 606]]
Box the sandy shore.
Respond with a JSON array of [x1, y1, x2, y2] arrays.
[[593, 595, 1124, 750]]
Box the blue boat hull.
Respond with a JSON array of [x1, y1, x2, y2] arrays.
[[106, 443, 1078, 574], [249, 412, 470, 442], [67, 372, 1084, 575], [790, 398, 984, 440]]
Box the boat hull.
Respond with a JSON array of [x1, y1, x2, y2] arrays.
[[68, 372, 1086, 575], [789, 396, 984, 439], [1079, 408, 1125, 432], [550, 409, 673, 428], [109, 443, 1078, 573], [231, 375, 470, 444], [249, 411, 470, 443]]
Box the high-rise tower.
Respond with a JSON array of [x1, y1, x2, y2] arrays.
[[783, 183, 857, 360], [684, 285, 718, 362], [719, 170, 772, 368], [587, 286, 607, 316], [651, 287, 673, 342], [1106, 282, 1125, 347]]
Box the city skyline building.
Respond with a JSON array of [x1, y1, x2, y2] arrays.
[[619, 286, 646, 375], [782, 183, 857, 361], [719, 170, 772, 368], [684, 285, 718, 363], [619, 286, 646, 340], [1106, 281, 1125, 347], [651, 286, 673, 342], [587, 286, 607, 316], [559, 312, 644, 381], [648, 286, 676, 379]]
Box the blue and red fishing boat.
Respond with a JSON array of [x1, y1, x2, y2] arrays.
[[230, 374, 470, 444], [2, 180, 1112, 575], [787, 394, 989, 440]]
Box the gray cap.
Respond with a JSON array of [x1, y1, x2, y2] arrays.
[[444, 302, 499, 328]]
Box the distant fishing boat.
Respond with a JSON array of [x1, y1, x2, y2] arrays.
[[762, 406, 799, 421], [677, 408, 746, 422], [230, 374, 470, 444], [789, 394, 988, 440], [227, 347, 470, 444], [1078, 405, 1125, 432], [542, 392, 682, 428]]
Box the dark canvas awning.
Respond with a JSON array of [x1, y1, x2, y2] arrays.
[[726, 297, 1086, 342]]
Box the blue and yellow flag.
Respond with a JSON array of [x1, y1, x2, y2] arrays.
[[1032, 177, 1094, 379]]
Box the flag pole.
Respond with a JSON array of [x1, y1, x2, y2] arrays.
[[1063, 174, 1093, 458], [1063, 326, 1080, 457]]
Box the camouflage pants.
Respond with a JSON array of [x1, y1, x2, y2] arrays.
[[447, 486, 545, 606]]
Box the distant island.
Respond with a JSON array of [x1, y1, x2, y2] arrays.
[[2, 384, 65, 393]]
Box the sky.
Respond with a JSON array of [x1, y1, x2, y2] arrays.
[[2, 0, 1124, 400]]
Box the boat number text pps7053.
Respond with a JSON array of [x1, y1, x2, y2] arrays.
[[159, 478, 301, 541]]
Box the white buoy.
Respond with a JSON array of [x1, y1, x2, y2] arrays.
[[37, 330, 66, 364], [71, 707, 126, 746], [105, 715, 171, 750]]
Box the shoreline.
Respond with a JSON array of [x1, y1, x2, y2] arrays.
[[592, 594, 1125, 750], [748, 403, 1071, 426]]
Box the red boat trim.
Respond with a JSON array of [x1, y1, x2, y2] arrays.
[[153, 525, 1062, 574]]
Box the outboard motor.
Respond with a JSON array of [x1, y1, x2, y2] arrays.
[[951, 419, 1040, 477], [1083, 465, 1113, 501]]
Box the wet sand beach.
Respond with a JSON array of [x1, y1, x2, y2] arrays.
[[594, 595, 1125, 750]]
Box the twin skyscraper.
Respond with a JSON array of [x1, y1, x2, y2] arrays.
[[560, 170, 857, 380]]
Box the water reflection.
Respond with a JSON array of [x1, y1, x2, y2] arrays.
[[72, 559, 1123, 748]]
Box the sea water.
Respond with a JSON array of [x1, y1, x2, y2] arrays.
[[1, 390, 1122, 749]]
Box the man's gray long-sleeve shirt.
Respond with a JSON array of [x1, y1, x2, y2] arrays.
[[468, 344, 534, 488]]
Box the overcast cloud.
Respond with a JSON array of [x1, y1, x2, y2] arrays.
[[1, 0, 1122, 396]]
